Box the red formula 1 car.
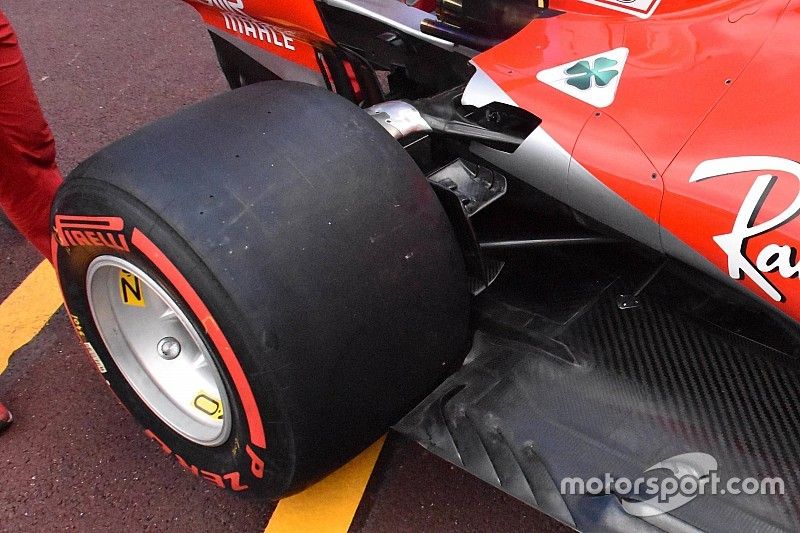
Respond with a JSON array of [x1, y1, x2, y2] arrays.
[[52, 0, 800, 530]]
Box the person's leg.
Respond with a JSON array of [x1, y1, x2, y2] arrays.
[[0, 10, 62, 260], [0, 11, 64, 433]]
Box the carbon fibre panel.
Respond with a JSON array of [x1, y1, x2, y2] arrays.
[[395, 247, 799, 532]]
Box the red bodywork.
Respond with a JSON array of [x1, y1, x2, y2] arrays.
[[186, 0, 800, 323], [473, 0, 800, 321], [187, 0, 330, 73]]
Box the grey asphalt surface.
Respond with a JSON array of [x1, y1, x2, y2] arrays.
[[0, 1, 570, 531]]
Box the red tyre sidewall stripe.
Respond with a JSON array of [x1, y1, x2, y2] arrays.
[[131, 228, 267, 449]]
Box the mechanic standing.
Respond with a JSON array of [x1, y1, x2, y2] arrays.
[[0, 10, 63, 432]]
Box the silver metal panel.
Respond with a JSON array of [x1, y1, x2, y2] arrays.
[[461, 63, 518, 108], [473, 127, 664, 251], [365, 100, 432, 139], [567, 157, 663, 251], [472, 128, 572, 204]]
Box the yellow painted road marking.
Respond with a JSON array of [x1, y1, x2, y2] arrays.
[[265, 435, 386, 533], [0, 260, 63, 374]]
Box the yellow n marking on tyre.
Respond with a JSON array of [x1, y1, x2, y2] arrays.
[[119, 269, 145, 307]]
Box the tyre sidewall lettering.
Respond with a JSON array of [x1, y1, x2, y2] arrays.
[[52, 201, 269, 492]]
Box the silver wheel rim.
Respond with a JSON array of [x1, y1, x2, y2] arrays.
[[86, 256, 232, 446]]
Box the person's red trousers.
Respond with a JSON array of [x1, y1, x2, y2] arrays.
[[0, 11, 61, 260]]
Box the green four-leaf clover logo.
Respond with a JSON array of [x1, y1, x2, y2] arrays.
[[565, 57, 619, 91]]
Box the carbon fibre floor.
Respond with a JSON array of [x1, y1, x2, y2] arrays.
[[397, 246, 800, 532]]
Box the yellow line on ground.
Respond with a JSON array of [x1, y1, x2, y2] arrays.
[[0, 260, 63, 374], [265, 435, 386, 533]]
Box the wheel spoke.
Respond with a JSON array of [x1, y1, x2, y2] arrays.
[[191, 353, 209, 370], [159, 308, 178, 320]]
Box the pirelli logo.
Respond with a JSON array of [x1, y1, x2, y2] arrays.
[[54, 215, 130, 252]]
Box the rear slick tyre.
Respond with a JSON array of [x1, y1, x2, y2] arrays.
[[51, 81, 471, 497]]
